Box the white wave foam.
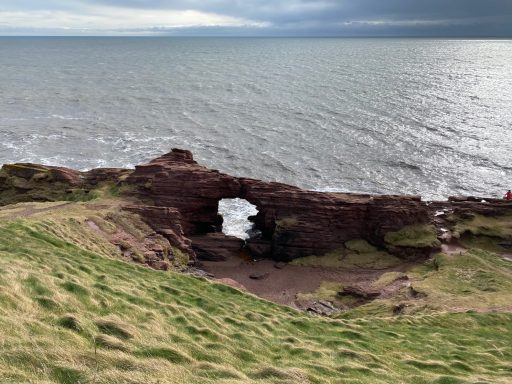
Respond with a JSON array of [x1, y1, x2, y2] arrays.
[[50, 114, 84, 120], [218, 198, 258, 240]]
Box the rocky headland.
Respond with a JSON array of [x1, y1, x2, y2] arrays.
[[2, 148, 511, 267], [2, 148, 512, 312], [1, 149, 512, 383]]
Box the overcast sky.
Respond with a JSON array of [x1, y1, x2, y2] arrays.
[[1, 0, 511, 36]]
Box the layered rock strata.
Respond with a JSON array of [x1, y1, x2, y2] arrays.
[[2, 149, 511, 263], [126, 149, 433, 261]]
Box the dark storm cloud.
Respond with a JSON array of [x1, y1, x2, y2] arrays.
[[80, 0, 512, 22], [1, 0, 511, 36]]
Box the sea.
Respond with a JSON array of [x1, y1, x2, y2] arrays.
[[1, 37, 511, 237]]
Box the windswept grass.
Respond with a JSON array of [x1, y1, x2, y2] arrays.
[[0, 207, 511, 383], [0, 163, 134, 207]]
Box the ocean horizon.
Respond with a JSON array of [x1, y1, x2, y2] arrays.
[[2, 3, 512, 383], [1, 36, 511, 201]]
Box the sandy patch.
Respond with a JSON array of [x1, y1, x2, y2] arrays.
[[201, 254, 415, 308]]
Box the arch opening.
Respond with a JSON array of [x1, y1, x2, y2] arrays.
[[218, 198, 259, 240]]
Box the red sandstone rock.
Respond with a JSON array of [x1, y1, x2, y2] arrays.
[[189, 233, 244, 261], [249, 272, 269, 280], [123, 205, 196, 260], [339, 285, 380, 299], [1, 163, 82, 186], [125, 149, 435, 261], [127, 149, 241, 235], [306, 301, 339, 316], [84, 168, 131, 185], [431, 197, 512, 218], [5, 148, 511, 263], [151, 260, 170, 271]]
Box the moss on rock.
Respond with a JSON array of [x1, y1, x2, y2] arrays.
[[345, 239, 378, 253], [453, 214, 512, 240], [291, 243, 402, 269], [385, 224, 441, 248]]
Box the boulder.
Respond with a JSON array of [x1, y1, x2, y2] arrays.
[[306, 301, 339, 316], [249, 272, 269, 280], [189, 233, 244, 261], [338, 286, 380, 300], [151, 261, 170, 271], [216, 278, 247, 291]]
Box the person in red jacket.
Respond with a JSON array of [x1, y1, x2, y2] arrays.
[[505, 190, 512, 200]]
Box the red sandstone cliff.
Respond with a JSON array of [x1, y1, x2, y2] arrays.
[[2, 148, 511, 264]]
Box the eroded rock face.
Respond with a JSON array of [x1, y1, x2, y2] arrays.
[[0, 163, 129, 206], [126, 149, 242, 235], [188, 233, 244, 262], [4, 148, 510, 263], [431, 197, 512, 218], [122, 205, 196, 261], [0, 163, 86, 206], [1, 163, 82, 185], [124, 149, 434, 261], [84, 168, 132, 186]]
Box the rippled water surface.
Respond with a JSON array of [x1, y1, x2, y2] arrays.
[[1, 37, 511, 200]]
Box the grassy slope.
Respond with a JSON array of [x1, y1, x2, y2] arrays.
[[0, 209, 511, 383], [337, 251, 512, 319]]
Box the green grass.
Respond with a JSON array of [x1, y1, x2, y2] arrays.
[[0, 163, 94, 206], [0, 200, 189, 270], [291, 240, 402, 269], [453, 214, 512, 240], [345, 239, 378, 253], [0, 210, 512, 383], [0, 162, 132, 207], [296, 281, 344, 302], [384, 224, 441, 248], [339, 250, 512, 319], [370, 272, 408, 290], [408, 250, 512, 311]]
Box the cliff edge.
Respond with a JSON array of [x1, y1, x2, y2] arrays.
[[1, 148, 511, 266]]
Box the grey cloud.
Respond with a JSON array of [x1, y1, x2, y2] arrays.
[[77, 0, 512, 20], [0, 0, 511, 36]]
